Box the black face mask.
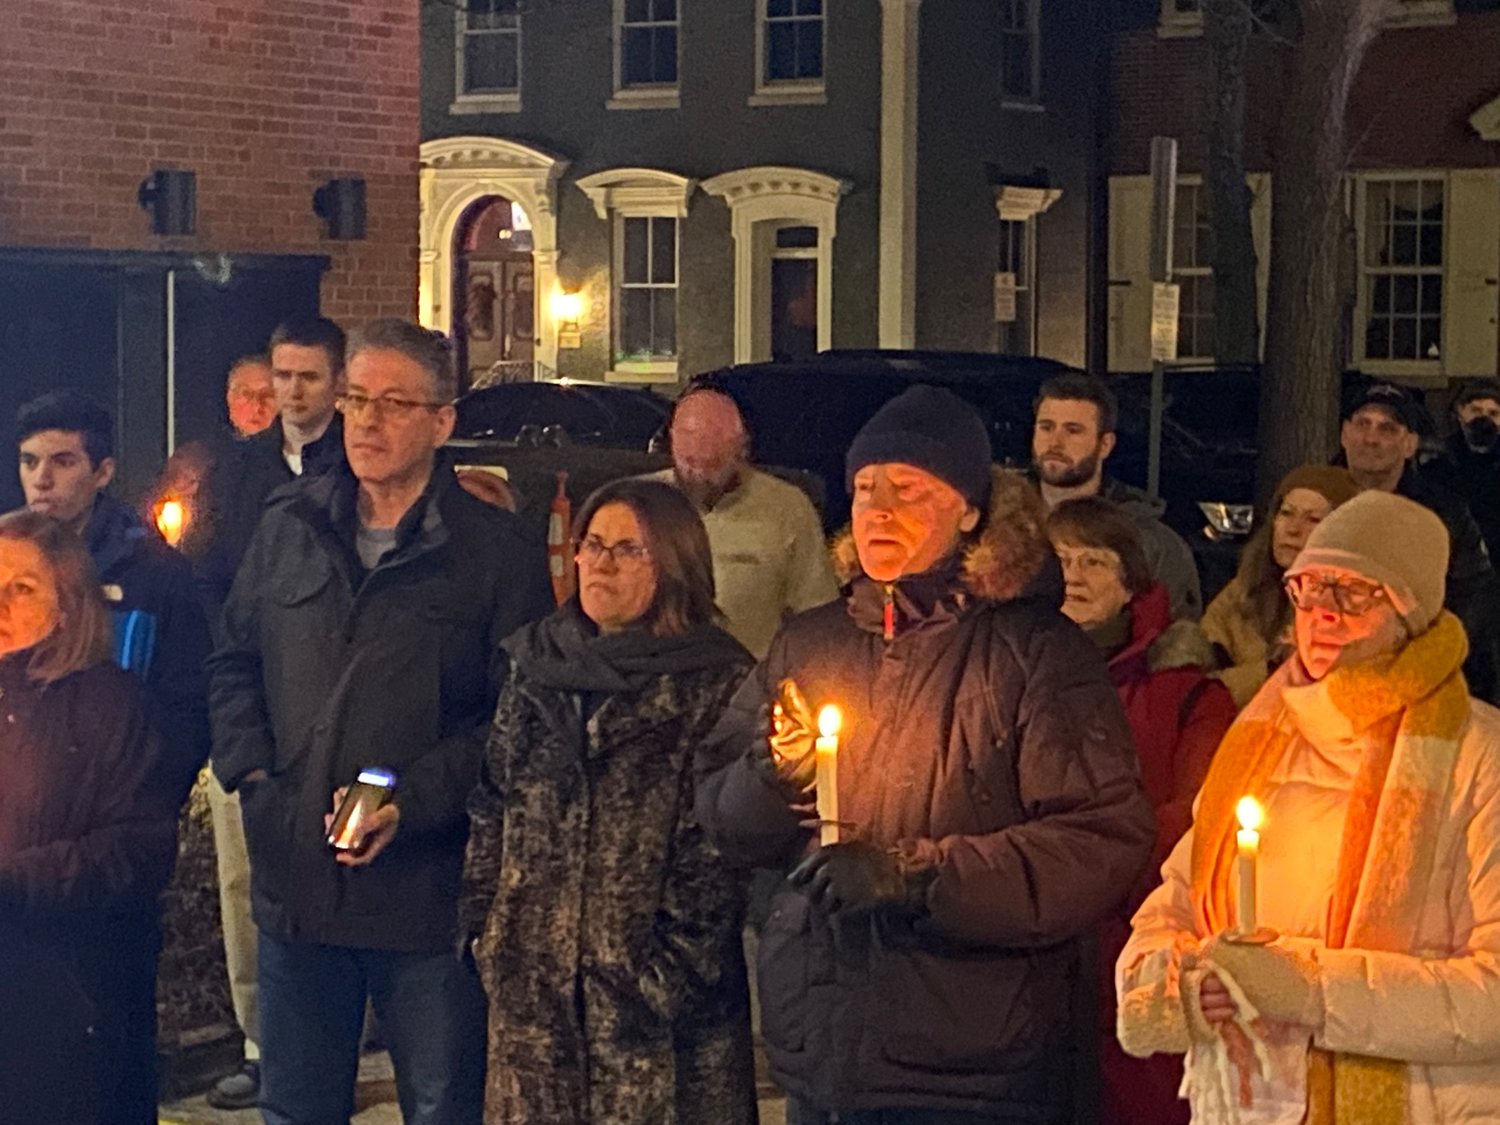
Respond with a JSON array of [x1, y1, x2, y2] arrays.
[[1463, 416, 1499, 453]]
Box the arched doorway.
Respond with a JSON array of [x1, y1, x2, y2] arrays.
[[453, 195, 535, 388]]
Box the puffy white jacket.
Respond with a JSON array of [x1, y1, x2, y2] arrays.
[[1119, 696, 1500, 1125]]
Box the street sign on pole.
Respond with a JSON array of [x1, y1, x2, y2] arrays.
[[1146, 136, 1179, 501]]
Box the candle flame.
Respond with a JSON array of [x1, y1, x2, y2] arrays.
[[156, 499, 186, 547], [817, 705, 842, 739], [1236, 796, 1264, 833]]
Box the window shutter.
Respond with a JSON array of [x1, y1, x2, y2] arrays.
[[1108, 176, 1154, 373], [1445, 169, 1500, 377], [1249, 173, 1272, 355]]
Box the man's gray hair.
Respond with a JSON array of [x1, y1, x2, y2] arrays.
[[346, 318, 458, 402]]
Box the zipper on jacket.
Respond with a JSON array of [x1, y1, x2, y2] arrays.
[[883, 584, 895, 642]]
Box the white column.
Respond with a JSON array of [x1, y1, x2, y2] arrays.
[[878, 0, 921, 349]]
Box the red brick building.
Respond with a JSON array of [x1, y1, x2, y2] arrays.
[[0, 0, 420, 499], [1107, 0, 1500, 385]]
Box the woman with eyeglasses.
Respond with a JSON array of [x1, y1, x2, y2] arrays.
[[460, 478, 758, 1124], [0, 511, 178, 1125], [1117, 490, 1500, 1124]]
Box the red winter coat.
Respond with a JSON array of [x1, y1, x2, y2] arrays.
[[1097, 582, 1236, 1125]]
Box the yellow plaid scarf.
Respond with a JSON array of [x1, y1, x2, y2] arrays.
[[1189, 611, 1470, 1125]]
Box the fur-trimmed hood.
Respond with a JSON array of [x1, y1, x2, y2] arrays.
[[829, 466, 1054, 603]]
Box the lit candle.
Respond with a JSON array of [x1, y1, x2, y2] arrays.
[[156, 499, 186, 547], [816, 705, 842, 846], [1235, 796, 1264, 935]]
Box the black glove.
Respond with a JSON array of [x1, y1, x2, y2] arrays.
[[788, 841, 925, 914], [758, 678, 818, 795]]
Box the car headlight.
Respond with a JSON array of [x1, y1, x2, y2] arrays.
[[1199, 502, 1255, 540]]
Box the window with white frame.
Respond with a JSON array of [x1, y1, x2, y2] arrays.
[[996, 218, 1035, 356], [763, 0, 824, 86], [1361, 177, 1445, 365], [1173, 181, 1214, 361], [1000, 0, 1040, 105], [616, 216, 678, 366], [618, 0, 679, 90], [456, 0, 521, 102]]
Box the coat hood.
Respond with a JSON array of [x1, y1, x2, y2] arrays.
[[830, 466, 1052, 603], [1104, 583, 1217, 682]]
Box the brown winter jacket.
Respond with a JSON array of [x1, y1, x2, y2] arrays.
[[461, 606, 757, 1125], [695, 469, 1156, 1118]]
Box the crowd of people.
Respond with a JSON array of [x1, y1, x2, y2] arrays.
[[3, 319, 1500, 1125]]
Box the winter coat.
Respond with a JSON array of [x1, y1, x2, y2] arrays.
[[1095, 584, 1236, 1125], [85, 492, 214, 807], [696, 469, 1157, 1118], [460, 605, 757, 1124], [1430, 433, 1500, 564], [208, 461, 553, 953], [0, 659, 178, 1125], [195, 415, 346, 618], [1100, 477, 1204, 621], [1200, 573, 1280, 707], [1121, 692, 1500, 1124]]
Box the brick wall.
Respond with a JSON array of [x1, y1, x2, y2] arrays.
[[1110, 11, 1500, 174], [0, 0, 420, 324]]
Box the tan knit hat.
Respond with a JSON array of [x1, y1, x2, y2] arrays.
[[1284, 490, 1448, 634]]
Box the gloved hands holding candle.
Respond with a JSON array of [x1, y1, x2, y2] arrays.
[[1199, 936, 1325, 1029]]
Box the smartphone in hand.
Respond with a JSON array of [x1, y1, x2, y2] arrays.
[[327, 768, 397, 855]]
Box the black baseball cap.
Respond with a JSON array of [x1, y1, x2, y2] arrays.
[[1343, 382, 1428, 434], [1454, 378, 1500, 410]]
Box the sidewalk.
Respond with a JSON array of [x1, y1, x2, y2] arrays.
[[158, 1051, 788, 1124]]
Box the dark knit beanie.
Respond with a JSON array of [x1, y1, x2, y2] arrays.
[[845, 385, 993, 510]]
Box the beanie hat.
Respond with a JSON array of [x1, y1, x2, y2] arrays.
[[845, 385, 993, 510], [1454, 378, 1500, 411], [1273, 465, 1360, 512], [1285, 490, 1448, 634]]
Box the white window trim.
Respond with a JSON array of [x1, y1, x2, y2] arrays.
[[451, 0, 522, 115], [702, 166, 849, 363], [751, 0, 827, 107], [1354, 170, 1450, 382], [1157, 0, 1453, 38], [993, 185, 1060, 357], [575, 169, 695, 382], [610, 0, 681, 111], [1168, 176, 1216, 365], [999, 0, 1042, 109]]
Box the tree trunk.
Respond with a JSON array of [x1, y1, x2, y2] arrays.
[[1258, 0, 1386, 503], [1203, 0, 1260, 364]]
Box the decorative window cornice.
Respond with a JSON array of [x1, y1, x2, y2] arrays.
[[994, 185, 1062, 222], [574, 168, 696, 219], [1472, 93, 1500, 142], [701, 166, 850, 208]]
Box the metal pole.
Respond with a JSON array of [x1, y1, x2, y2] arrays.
[[1146, 137, 1178, 500]]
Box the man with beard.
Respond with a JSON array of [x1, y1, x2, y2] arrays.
[[1030, 374, 1203, 620], [649, 385, 837, 658], [1431, 379, 1500, 563]]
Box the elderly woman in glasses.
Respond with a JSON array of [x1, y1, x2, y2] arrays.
[[460, 478, 758, 1125], [1117, 490, 1500, 1124]]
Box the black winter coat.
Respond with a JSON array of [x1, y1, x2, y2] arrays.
[[461, 608, 757, 1124], [0, 660, 178, 1125], [208, 462, 553, 952], [695, 470, 1156, 1119], [85, 493, 213, 806], [195, 415, 346, 617]]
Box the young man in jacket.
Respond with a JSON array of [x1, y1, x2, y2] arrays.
[[697, 385, 1155, 1125], [1030, 374, 1204, 621], [208, 319, 553, 1125]]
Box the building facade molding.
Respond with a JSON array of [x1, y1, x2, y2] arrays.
[[1472, 92, 1500, 141], [703, 165, 851, 362], [878, 0, 921, 348], [994, 185, 1063, 222], [574, 168, 697, 220], [418, 136, 569, 374]]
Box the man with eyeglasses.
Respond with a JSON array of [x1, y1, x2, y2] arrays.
[[209, 318, 551, 1125], [195, 314, 352, 1110]]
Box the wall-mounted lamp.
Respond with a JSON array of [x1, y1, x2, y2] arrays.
[[313, 177, 367, 240], [138, 169, 197, 236], [550, 287, 584, 349]]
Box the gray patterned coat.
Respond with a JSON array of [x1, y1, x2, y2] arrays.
[[461, 617, 758, 1125]]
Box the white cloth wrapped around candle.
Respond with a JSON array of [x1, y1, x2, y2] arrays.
[[816, 705, 842, 846]]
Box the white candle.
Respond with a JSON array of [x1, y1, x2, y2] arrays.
[[1235, 796, 1264, 934], [816, 705, 842, 846]]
